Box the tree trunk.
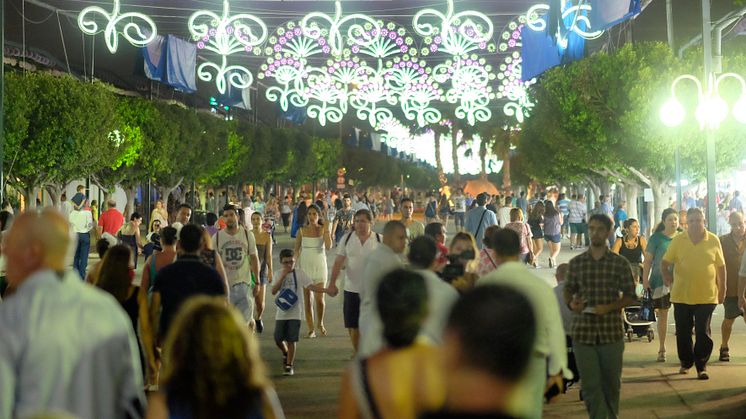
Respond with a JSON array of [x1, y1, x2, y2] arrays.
[[157, 177, 184, 219], [123, 186, 138, 220], [451, 126, 461, 184], [501, 146, 511, 192], [433, 130, 445, 185], [624, 184, 640, 220], [45, 185, 62, 209], [479, 136, 487, 180]]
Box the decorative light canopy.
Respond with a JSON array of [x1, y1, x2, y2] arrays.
[[526, 1, 603, 48], [78, 0, 157, 53], [76, 0, 540, 134], [188, 0, 267, 94]]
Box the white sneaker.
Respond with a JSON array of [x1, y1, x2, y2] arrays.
[[284, 365, 294, 376]]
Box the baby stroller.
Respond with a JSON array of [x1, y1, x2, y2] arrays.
[[624, 301, 655, 342]]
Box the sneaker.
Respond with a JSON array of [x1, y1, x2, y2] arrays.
[[679, 366, 690, 374], [255, 319, 264, 334], [282, 352, 288, 366], [697, 370, 709, 380], [719, 347, 730, 362], [283, 365, 294, 376]]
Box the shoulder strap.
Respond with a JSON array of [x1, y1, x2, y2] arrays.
[[351, 359, 383, 419], [292, 270, 298, 290], [243, 226, 250, 246], [344, 231, 355, 246], [150, 255, 157, 283], [375, 233, 381, 243], [474, 209, 488, 238], [486, 250, 498, 269]]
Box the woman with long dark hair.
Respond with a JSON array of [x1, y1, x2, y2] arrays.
[[527, 202, 545, 268], [612, 218, 648, 282], [294, 204, 332, 338], [145, 297, 285, 419], [338, 269, 446, 419], [542, 201, 563, 268], [642, 208, 679, 362]]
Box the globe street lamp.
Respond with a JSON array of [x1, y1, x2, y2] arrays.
[[659, 71, 746, 230]]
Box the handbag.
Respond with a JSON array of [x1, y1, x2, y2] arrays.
[[275, 271, 299, 311], [640, 289, 657, 322]]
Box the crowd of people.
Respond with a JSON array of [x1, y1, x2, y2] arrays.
[[1, 184, 745, 419]]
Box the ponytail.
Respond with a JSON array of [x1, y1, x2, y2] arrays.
[[654, 208, 678, 233]]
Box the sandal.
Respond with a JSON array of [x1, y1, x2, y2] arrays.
[[657, 350, 666, 362], [306, 330, 317, 339], [719, 347, 730, 362], [318, 325, 327, 337]]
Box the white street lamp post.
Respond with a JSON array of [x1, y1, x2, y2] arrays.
[[659, 0, 746, 231]]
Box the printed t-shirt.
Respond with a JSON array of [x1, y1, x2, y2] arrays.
[[213, 227, 258, 286]]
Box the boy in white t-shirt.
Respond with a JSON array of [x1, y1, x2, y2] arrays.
[[272, 249, 329, 376]]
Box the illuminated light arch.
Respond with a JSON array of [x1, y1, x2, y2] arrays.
[[495, 18, 536, 125], [300, 0, 382, 57], [78, 0, 157, 53], [188, 0, 267, 94], [304, 67, 347, 126], [526, 1, 604, 48]]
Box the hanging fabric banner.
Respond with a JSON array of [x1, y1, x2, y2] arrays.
[[589, 0, 642, 32]]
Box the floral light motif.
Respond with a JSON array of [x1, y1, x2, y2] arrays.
[[301, 0, 381, 56], [413, 0, 495, 57], [78, 0, 157, 53], [496, 18, 536, 124], [432, 55, 495, 126], [526, 1, 604, 48], [384, 55, 443, 127], [259, 22, 331, 114], [304, 68, 347, 126], [188, 0, 267, 94]]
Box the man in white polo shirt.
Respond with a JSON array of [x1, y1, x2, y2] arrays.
[[328, 209, 381, 353]]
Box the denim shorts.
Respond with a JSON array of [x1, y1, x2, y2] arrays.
[[230, 282, 255, 322], [544, 234, 561, 244]]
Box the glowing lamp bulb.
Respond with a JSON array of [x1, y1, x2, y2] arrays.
[[659, 98, 685, 128], [732, 96, 746, 124], [695, 95, 728, 129]]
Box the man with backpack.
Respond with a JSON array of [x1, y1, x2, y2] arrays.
[[332, 194, 355, 246], [213, 204, 260, 331], [328, 209, 381, 353]]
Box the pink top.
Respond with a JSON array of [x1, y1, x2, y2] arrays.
[[505, 222, 533, 255], [477, 248, 500, 277]]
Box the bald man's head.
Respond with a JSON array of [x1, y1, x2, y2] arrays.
[[5, 209, 70, 287]]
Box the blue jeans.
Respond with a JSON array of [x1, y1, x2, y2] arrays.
[[73, 232, 91, 280]]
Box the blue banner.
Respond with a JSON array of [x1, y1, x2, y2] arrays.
[[165, 35, 197, 93]]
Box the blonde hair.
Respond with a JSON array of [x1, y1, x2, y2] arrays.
[[161, 297, 269, 419]]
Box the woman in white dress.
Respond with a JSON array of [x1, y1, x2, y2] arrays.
[[294, 204, 332, 338], [150, 200, 169, 232]]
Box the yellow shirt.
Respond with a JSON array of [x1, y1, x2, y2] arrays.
[[663, 231, 724, 304]]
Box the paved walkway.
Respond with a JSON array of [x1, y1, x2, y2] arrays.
[[125, 221, 746, 418]]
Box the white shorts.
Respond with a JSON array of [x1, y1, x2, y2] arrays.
[[230, 282, 255, 322]]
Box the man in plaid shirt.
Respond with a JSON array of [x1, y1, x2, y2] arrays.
[[564, 214, 637, 419]]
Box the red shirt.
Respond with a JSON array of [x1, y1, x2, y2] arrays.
[[98, 208, 124, 235], [436, 242, 449, 266]]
